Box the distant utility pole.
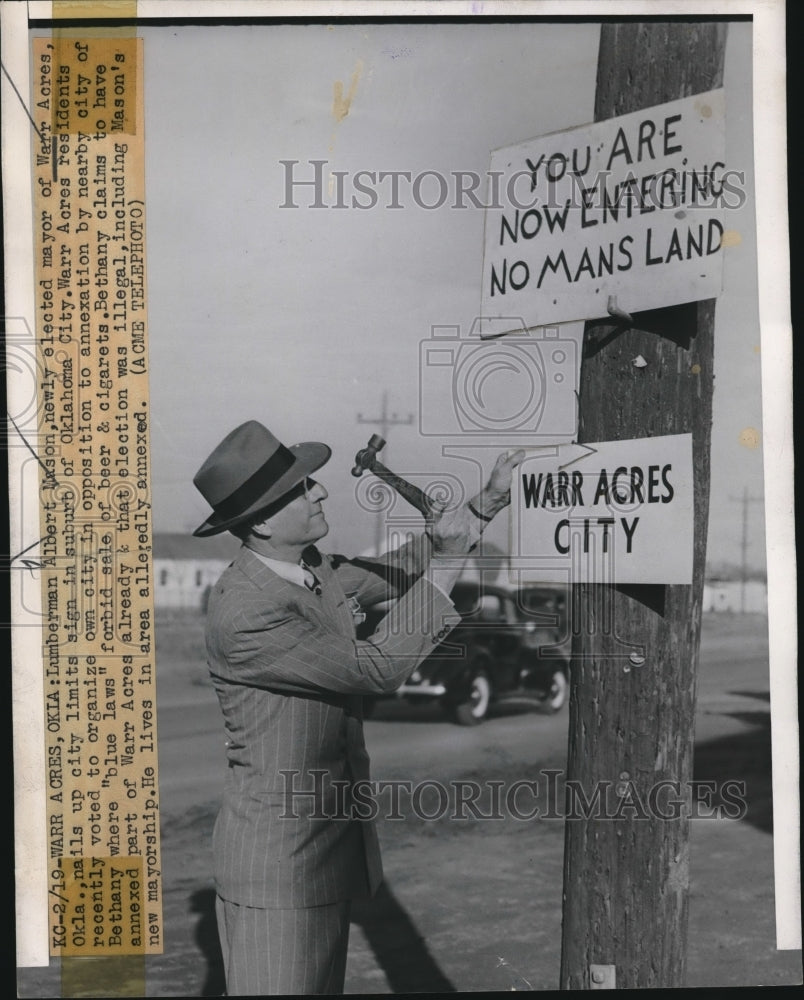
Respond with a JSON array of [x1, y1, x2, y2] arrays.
[[356, 390, 413, 555], [730, 486, 764, 612]]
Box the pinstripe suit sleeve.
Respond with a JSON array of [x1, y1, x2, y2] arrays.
[[207, 567, 457, 698], [329, 532, 434, 607]]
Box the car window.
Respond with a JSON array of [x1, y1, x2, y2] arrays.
[[516, 588, 566, 624], [529, 627, 563, 647], [449, 586, 509, 623], [478, 595, 504, 621], [451, 586, 482, 617]]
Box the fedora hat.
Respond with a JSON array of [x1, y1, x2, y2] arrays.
[[193, 421, 331, 537]]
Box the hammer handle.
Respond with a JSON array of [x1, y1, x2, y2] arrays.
[[367, 459, 435, 517]]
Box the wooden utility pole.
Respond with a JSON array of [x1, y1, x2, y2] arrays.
[[560, 22, 728, 989]]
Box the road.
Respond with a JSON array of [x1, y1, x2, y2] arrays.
[[155, 610, 774, 820], [156, 683, 571, 817], [21, 613, 798, 997]]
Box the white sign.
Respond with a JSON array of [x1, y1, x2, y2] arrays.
[[481, 90, 727, 333], [510, 434, 694, 584]]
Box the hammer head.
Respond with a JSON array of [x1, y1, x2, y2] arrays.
[[351, 434, 386, 476]]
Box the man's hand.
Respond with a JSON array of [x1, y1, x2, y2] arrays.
[[428, 449, 526, 556], [429, 501, 483, 556], [466, 449, 527, 522]]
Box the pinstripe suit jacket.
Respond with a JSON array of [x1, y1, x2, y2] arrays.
[[205, 538, 457, 909]]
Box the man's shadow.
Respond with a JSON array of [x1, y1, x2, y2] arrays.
[[350, 882, 456, 993], [692, 694, 774, 833], [190, 888, 225, 996], [190, 882, 456, 995]]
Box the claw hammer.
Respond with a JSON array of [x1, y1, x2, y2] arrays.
[[351, 434, 436, 517]]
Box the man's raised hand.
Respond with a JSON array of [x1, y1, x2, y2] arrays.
[[428, 449, 526, 557], [467, 449, 527, 521]]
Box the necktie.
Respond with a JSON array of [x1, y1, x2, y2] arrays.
[[301, 561, 322, 596]]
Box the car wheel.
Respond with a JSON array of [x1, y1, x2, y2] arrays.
[[450, 670, 492, 726], [544, 668, 568, 713]]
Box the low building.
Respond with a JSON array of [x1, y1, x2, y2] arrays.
[[154, 532, 767, 616], [702, 579, 768, 614], [154, 533, 238, 610]]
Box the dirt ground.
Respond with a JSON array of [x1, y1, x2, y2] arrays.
[[16, 613, 802, 995]]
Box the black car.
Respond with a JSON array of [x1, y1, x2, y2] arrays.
[[365, 581, 571, 725]]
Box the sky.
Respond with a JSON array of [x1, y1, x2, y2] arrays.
[[141, 19, 765, 572]]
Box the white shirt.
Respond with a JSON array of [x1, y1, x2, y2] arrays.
[[247, 548, 318, 590], [248, 545, 452, 602]]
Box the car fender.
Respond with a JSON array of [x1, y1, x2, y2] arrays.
[[440, 650, 493, 705]]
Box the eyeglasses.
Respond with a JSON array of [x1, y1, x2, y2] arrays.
[[261, 477, 319, 518], [296, 477, 318, 502]]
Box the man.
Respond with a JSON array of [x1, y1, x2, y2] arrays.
[[193, 420, 522, 995]]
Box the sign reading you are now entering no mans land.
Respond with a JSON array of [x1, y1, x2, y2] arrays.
[[510, 434, 693, 585], [480, 90, 727, 333]]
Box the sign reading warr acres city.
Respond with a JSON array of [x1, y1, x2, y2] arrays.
[[510, 434, 693, 585]]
